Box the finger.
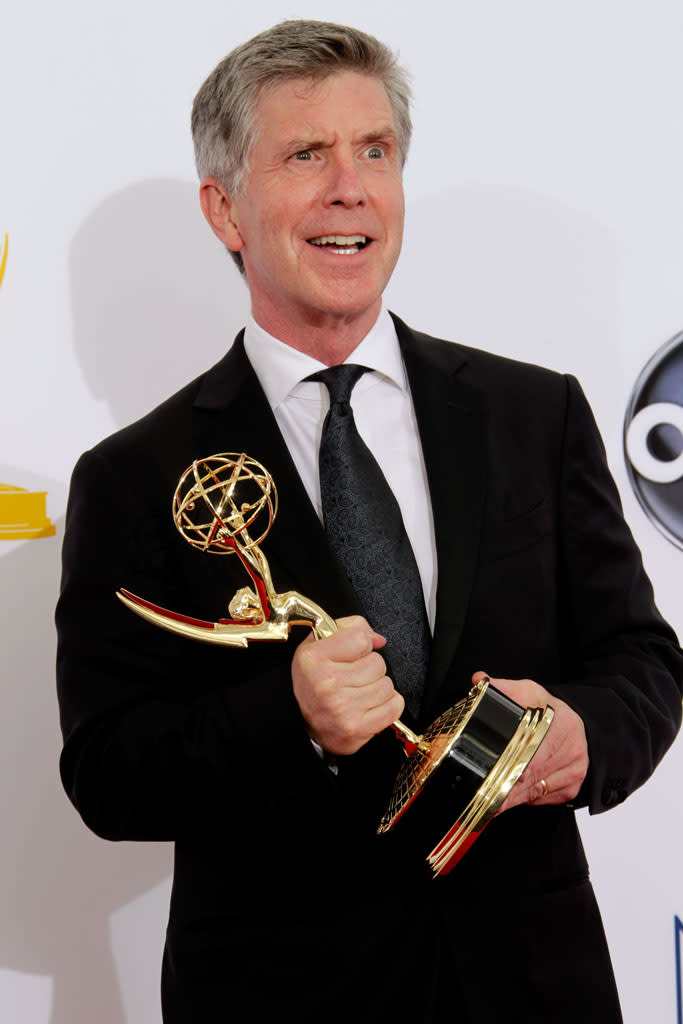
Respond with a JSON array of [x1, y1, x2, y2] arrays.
[[335, 616, 387, 651], [353, 689, 405, 736], [302, 621, 376, 666], [475, 672, 551, 709], [500, 741, 553, 808], [502, 770, 577, 811], [304, 680, 404, 755], [339, 650, 390, 690], [502, 771, 552, 810], [500, 722, 588, 809], [293, 639, 393, 723], [353, 672, 403, 714], [332, 618, 389, 658]]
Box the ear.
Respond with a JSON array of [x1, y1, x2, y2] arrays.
[[199, 177, 244, 252]]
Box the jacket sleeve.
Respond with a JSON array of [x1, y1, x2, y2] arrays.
[[555, 375, 682, 813], [56, 447, 332, 843]]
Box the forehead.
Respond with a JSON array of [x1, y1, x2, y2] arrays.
[[253, 71, 396, 139]]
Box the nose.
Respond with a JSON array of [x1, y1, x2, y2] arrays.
[[323, 151, 367, 207]]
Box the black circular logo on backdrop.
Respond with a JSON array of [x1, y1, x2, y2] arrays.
[[623, 330, 683, 550]]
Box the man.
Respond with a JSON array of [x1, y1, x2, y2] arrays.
[[57, 20, 683, 1023]]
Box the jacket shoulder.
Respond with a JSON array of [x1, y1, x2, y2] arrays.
[[391, 312, 570, 402]]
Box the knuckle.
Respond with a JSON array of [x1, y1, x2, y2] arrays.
[[379, 676, 395, 701], [339, 714, 361, 744], [325, 689, 346, 719], [340, 614, 368, 632], [391, 692, 405, 719], [355, 634, 373, 658], [367, 651, 387, 677], [313, 671, 335, 697], [298, 644, 321, 675]]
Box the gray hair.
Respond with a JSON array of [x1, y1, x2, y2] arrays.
[[191, 20, 412, 271]]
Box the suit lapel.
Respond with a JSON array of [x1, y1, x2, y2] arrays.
[[393, 316, 488, 714], [191, 334, 361, 618]]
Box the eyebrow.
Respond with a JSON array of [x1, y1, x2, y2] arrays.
[[274, 137, 330, 159], [357, 125, 397, 146], [274, 125, 398, 161]]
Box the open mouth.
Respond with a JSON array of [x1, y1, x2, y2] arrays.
[[307, 234, 370, 255]]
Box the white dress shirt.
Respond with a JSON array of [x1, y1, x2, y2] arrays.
[[243, 305, 437, 629]]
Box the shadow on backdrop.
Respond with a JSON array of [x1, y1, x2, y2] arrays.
[[0, 181, 249, 1024], [69, 178, 250, 428], [0, 469, 170, 1024]]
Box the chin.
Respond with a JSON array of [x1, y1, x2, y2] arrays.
[[316, 280, 384, 316]]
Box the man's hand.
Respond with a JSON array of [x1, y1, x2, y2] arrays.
[[292, 616, 405, 756], [472, 671, 589, 811]]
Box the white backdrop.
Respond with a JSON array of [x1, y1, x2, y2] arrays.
[[1, 2, 682, 1021]]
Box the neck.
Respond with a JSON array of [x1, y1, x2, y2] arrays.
[[251, 301, 382, 366]]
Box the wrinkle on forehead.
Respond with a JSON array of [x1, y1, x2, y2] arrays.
[[254, 71, 395, 136]]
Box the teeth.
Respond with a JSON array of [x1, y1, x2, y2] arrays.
[[309, 234, 367, 246]]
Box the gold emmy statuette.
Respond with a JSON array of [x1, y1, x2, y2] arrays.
[[117, 453, 554, 875]]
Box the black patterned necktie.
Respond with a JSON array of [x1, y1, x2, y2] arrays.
[[307, 364, 430, 719]]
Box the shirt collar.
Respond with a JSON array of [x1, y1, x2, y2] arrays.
[[243, 304, 407, 410]]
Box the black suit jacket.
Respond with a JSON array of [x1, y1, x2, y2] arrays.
[[57, 316, 683, 1022]]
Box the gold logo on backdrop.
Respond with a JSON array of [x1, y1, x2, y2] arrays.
[[0, 232, 56, 540], [0, 233, 7, 288], [0, 484, 56, 539], [0, 234, 7, 290]]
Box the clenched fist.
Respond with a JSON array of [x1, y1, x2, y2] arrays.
[[292, 616, 405, 755]]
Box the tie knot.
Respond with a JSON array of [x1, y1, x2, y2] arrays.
[[307, 364, 369, 405]]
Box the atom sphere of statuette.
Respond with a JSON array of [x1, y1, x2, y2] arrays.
[[172, 453, 278, 555]]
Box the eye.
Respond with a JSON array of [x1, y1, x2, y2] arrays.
[[366, 145, 385, 159], [293, 150, 313, 161]]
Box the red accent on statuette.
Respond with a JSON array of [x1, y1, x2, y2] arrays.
[[207, 518, 224, 545], [218, 616, 260, 625], [436, 830, 481, 875], [430, 819, 462, 859], [119, 590, 215, 630], [388, 785, 423, 828], [254, 576, 271, 620], [389, 723, 419, 755]]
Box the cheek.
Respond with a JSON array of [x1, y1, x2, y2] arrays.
[[258, 205, 300, 256], [383, 198, 404, 265], [391, 191, 405, 236], [248, 222, 304, 291]]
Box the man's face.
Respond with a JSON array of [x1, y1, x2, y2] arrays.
[[223, 71, 405, 343]]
